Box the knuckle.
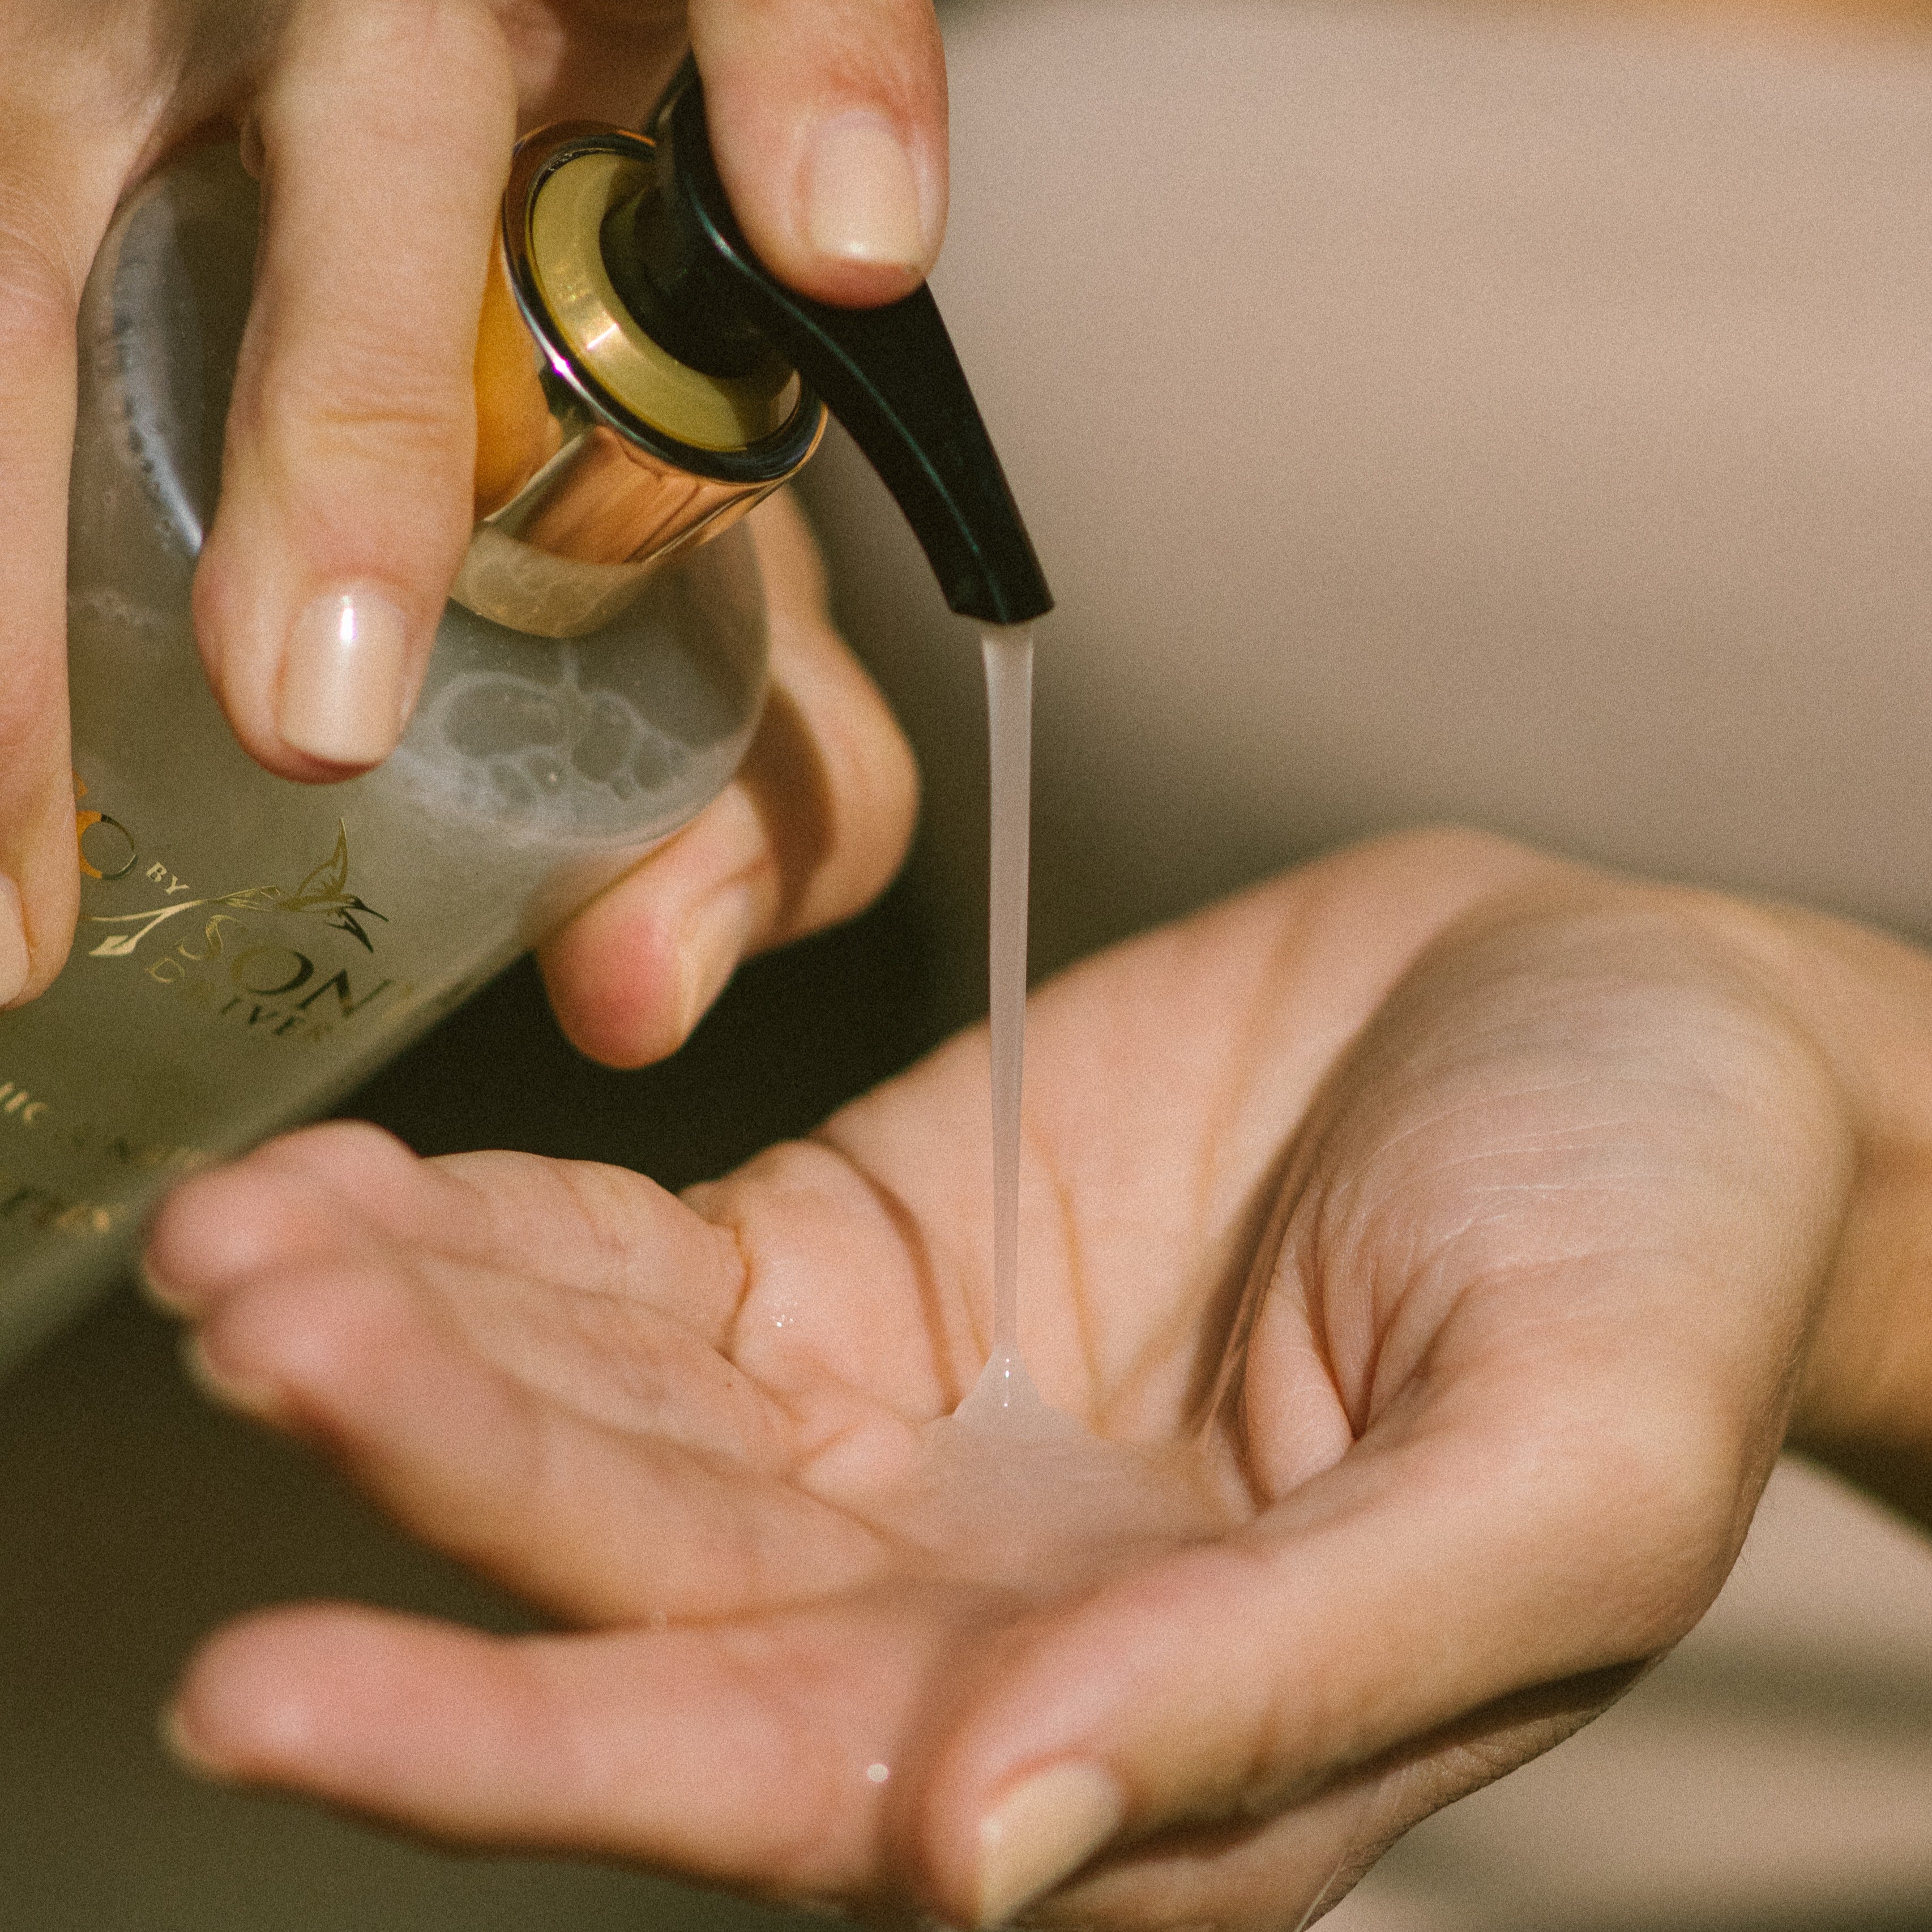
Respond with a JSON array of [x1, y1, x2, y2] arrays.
[[225, 368, 475, 562], [280, 0, 440, 67], [806, 662, 919, 894], [290, 388, 472, 476], [271, 0, 513, 134], [245, 344, 472, 473], [261, 1118, 416, 1194], [831, 698, 919, 894], [242, 1263, 406, 1399]]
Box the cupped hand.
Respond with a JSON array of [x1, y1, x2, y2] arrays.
[[144, 828, 1920, 1929], [1, 0, 935, 1031]]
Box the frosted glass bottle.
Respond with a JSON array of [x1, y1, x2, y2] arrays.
[[0, 145, 769, 1370]]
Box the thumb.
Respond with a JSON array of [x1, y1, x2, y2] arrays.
[[693, 0, 947, 306]]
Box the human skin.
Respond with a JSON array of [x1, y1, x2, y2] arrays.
[[140, 827, 1932, 1929], [0, 0, 934, 1051]]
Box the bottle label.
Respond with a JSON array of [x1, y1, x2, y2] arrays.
[[72, 783, 411, 1049], [0, 1073, 206, 1238], [0, 783, 420, 1295]]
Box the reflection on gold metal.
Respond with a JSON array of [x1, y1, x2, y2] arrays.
[[459, 124, 825, 639], [531, 149, 798, 452], [473, 244, 561, 520], [73, 774, 136, 883]]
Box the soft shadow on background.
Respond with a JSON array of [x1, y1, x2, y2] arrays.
[[12, 0, 1932, 1925]]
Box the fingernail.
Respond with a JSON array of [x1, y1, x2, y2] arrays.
[[159, 1700, 235, 1783], [139, 1253, 191, 1315], [0, 874, 27, 1007], [803, 113, 929, 270], [278, 586, 408, 766], [676, 882, 760, 1042], [180, 1331, 290, 1426], [976, 1763, 1125, 1927]]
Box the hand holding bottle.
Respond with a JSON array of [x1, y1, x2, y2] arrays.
[[0, 0, 938, 1046], [142, 830, 1932, 1927]]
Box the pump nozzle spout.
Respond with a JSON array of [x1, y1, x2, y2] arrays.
[[602, 64, 1053, 627]]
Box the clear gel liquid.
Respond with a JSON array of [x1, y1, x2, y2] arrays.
[[959, 625, 1037, 1419], [910, 627, 1235, 1542], [805, 626, 1242, 1661]]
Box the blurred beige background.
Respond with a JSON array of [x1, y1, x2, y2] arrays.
[[820, 0, 1932, 1015], [9, 0, 1932, 1924]]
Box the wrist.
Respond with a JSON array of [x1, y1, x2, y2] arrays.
[[1790, 1156, 1932, 1531], [1751, 903, 1932, 1531]]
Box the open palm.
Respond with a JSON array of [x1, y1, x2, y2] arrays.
[[147, 829, 1872, 1929]]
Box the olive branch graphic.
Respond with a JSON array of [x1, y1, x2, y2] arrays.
[[83, 821, 388, 960]]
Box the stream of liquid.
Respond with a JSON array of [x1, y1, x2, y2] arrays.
[[814, 626, 1367, 1909], [960, 624, 1037, 1418], [868, 623, 1236, 1593]]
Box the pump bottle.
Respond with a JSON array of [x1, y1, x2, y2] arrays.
[[0, 65, 1049, 1370]]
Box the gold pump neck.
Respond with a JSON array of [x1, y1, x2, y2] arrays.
[[455, 123, 824, 639]]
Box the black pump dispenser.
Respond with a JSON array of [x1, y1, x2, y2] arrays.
[[600, 62, 1053, 627]]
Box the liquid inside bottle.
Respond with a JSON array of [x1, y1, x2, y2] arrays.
[[0, 143, 770, 1371]]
